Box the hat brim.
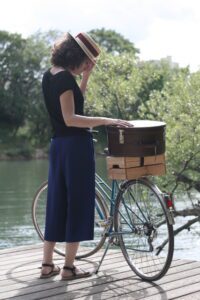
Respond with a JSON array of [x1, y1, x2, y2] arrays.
[[68, 33, 99, 64]]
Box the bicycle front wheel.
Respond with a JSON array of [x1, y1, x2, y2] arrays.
[[32, 181, 108, 258], [114, 178, 174, 281]]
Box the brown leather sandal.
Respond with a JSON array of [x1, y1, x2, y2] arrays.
[[40, 263, 61, 279], [61, 265, 91, 281]]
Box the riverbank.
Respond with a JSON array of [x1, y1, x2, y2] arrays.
[[0, 137, 48, 160], [0, 134, 107, 160], [0, 147, 48, 160], [0, 147, 106, 160]]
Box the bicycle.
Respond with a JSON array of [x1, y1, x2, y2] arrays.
[[32, 159, 174, 281]]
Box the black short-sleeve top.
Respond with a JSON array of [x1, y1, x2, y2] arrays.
[[42, 69, 89, 137]]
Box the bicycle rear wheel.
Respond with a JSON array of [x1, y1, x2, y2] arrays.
[[114, 178, 174, 281], [32, 181, 108, 258]]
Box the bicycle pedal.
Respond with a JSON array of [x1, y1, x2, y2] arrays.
[[98, 217, 112, 228]]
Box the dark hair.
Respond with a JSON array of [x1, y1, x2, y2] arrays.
[[51, 33, 88, 69]]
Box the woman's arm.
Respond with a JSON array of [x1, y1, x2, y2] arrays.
[[60, 90, 131, 128]]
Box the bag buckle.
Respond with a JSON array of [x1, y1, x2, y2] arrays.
[[119, 129, 124, 144]]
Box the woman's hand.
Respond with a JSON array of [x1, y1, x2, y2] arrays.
[[82, 60, 95, 78], [80, 60, 96, 94], [104, 118, 134, 128]]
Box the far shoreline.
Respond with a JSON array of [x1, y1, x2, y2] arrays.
[[0, 149, 105, 161]]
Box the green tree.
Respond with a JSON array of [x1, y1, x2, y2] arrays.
[[0, 31, 28, 137], [139, 70, 200, 237], [85, 50, 141, 120], [137, 57, 185, 104], [89, 28, 139, 56], [139, 70, 200, 194], [0, 30, 63, 145]]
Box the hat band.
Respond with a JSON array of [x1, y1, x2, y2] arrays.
[[76, 34, 99, 57]]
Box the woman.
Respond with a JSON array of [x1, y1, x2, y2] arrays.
[[40, 32, 131, 280]]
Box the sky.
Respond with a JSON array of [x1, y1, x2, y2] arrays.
[[1, 0, 200, 71]]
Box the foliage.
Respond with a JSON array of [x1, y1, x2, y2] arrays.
[[89, 28, 139, 56], [139, 70, 200, 196], [137, 57, 183, 103], [0, 31, 29, 136], [85, 50, 141, 120], [0, 30, 62, 145]]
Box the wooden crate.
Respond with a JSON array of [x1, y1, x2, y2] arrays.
[[106, 154, 166, 180], [106, 156, 141, 169]]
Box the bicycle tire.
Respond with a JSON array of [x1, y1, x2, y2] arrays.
[[32, 180, 108, 258], [114, 178, 174, 281]]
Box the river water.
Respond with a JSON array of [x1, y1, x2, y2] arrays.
[[0, 157, 199, 261]]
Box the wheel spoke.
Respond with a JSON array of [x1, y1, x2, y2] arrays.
[[114, 179, 174, 281], [129, 189, 149, 223]]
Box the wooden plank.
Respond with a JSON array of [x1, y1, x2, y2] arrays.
[[0, 262, 197, 299], [133, 280, 200, 300], [0, 257, 187, 286], [0, 251, 125, 278], [0, 245, 107, 267], [71, 268, 200, 300], [0, 244, 115, 264], [0, 243, 43, 255], [0, 255, 183, 289], [0, 244, 200, 300], [175, 291, 200, 299], [144, 154, 165, 165], [108, 164, 166, 180], [0, 253, 133, 299], [106, 156, 141, 169], [106, 154, 165, 169], [30, 265, 200, 300], [0, 256, 186, 290], [0, 249, 43, 266]]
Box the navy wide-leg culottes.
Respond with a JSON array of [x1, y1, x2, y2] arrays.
[[44, 134, 95, 243]]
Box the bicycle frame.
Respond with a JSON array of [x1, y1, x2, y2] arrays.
[[95, 173, 125, 235], [95, 173, 119, 216], [95, 173, 174, 228]]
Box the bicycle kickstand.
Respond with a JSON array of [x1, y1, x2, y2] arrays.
[[95, 236, 114, 274]]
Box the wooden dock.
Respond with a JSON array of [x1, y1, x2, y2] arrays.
[[0, 244, 200, 300]]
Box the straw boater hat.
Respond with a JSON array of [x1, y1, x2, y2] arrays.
[[70, 32, 101, 63]]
